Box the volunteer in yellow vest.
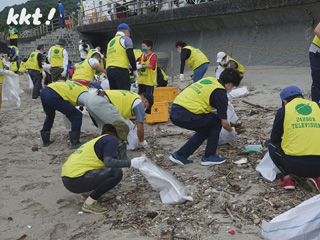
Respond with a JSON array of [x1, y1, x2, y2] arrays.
[[10, 60, 18, 73], [85, 90, 153, 150], [48, 38, 68, 83], [40, 81, 89, 149], [175, 40, 209, 83], [8, 24, 18, 47], [18, 58, 27, 73], [72, 52, 106, 86], [169, 69, 240, 166], [8, 45, 19, 60], [157, 67, 168, 87], [61, 122, 145, 214], [0, 41, 16, 114], [77, 2, 83, 26], [268, 86, 320, 192], [26, 45, 46, 99], [106, 23, 138, 90], [136, 40, 157, 95], [309, 23, 320, 105], [216, 52, 245, 80], [86, 47, 102, 59]]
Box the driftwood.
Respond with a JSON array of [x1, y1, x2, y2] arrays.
[[242, 100, 275, 111]]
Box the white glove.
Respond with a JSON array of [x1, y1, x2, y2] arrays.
[[60, 14, 63, 18], [229, 127, 237, 137], [138, 140, 148, 149], [42, 71, 46, 78], [4, 70, 15, 76], [179, 74, 184, 81], [130, 157, 145, 169], [133, 70, 139, 81], [61, 70, 67, 77], [136, 63, 143, 70]]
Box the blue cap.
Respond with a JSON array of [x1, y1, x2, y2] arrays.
[[280, 86, 302, 101], [117, 23, 130, 31]]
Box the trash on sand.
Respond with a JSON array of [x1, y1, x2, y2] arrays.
[[234, 158, 248, 165], [244, 145, 263, 153]]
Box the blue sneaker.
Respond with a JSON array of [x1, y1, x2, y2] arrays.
[[169, 152, 193, 165], [201, 155, 226, 166]]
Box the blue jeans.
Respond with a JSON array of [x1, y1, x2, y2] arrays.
[[193, 63, 209, 83], [309, 52, 320, 104], [59, 13, 66, 28], [40, 87, 82, 132], [170, 105, 222, 158], [138, 84, 154, 95]]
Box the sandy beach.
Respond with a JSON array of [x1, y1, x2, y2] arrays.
[[0, 65, 317, 240]]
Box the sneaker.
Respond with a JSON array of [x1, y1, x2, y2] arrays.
[[79, 194, 89, 204], [82, 201, 110, 214], [279, 177, 295, 190], [201, 155, 226, 166], [307, 177, 320, 192], [169, 152, 193, 165]]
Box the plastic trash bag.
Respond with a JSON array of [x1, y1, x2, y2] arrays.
[[2, 74, 23, 108], [139, 157, 193, 204], [63, 106, 95, 133], [100, 79, 110, 90], [228, 86, 249, 99], [262, 194, 320, 240], [28, 74, 33, 89], [215, 65, 224, 79], [218, 102, 240, 145], [256, 152, 281, 182], [125, 119, 138, 150]]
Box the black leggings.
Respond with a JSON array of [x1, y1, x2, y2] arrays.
[[62, 168, 123, 200]]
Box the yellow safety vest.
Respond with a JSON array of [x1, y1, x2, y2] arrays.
[[9, 28, 18, 39], [174, 77, 225, 114], [105, 90, 141, 118], [312, 35, 320, 48], [19, 62, 27, 72], [221, 56, 245, 74], [10, 62, 18, 72], [48, 81, 88, 106], [86, 49, 98, 59], [26, 52, 41, 71], [161, 68, 168, 81], [61, 134, 109, 178], [50, 46, 64, 67], [72, 59, 95, 82], [134, 49, 142, 61], [0, 59, 4, 84], [138, 53, 157, 86], [106, 35, 129, 69], [9, 45, 18, 52], [282, 98, 320, 156], [183, 46, 209, 71]]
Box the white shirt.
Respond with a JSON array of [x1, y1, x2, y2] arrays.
[[79, 43, 90, 59], [48, 45, 69, 71]]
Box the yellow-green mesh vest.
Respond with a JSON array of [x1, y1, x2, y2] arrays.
[[9, 29, 18, 39], [223, 57, 245, 74], [0, 59, 4, 84], [10, 62, 18, 72], [312, 35, 320, 48], [50, 46, 64, 67], [19, 62, 27, 72], [138, 53, 157, 86], [183, 46, 209, 71], [106, 36, 129, 69], [26, 52, 41, 71], [72, 59, 95, 82]]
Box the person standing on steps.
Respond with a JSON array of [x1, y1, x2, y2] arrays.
[[58, 1, 66, 29], [8, 24, 18, 47], [48, 38, 68, 83]]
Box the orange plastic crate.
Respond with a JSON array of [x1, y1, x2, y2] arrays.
[[153, 87, 178, 102], [146, 101, 169, 123]]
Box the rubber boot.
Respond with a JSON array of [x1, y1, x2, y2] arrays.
[[69, 131, 82, 149], [40, 130, 54, 147], [118, 142, 129, 160]]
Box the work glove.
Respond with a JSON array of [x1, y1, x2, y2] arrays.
[[229, 127, 238, 137], [179, 74, 184, 81], [137, 140, 148, 149], [60, 14, 63, 18], [61, 69, 67, 77], [42, 71, 46, 78], [136, 63, 143, 70], [130, 157, 145, 169], [4, 70, 15, 76], [133, 70, 139, 81]]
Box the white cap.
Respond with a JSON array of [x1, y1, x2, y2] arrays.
[[217, 51, 227, 63]]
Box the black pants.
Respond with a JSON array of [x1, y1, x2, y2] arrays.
[[44, 72, 52, 86], [62, 168, 123, 200], [28, 69, 42, 99], [10, 39, 17, 47], [107, 67, 130, 90], [268, 141, 320, 178]]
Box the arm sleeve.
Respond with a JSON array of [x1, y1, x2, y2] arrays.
[[180, 48, 191, 74], [149, 54, 157, 70], [126, 48, 137, 71], [270, 108, 285, 144], [209, 89, 228, 119], [63, 49, 68, 70], [133, 102, 145, 122], [229, 60, 238, 70], [88, 58, 99, 68], [37, 53, 43, 69], [48, 47, 52, 63], [15, 28, 18, 33], [103, 156, 131, 168]]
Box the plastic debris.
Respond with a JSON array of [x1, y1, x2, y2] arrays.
[[234, 158, 248, 165], [244, 144, 263, 153]]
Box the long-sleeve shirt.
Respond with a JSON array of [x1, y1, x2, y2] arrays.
[[270, 107, 285, 144], [180, 48, 191, 74], [47, 45, 69, 71], [59, 3, 64, 14]]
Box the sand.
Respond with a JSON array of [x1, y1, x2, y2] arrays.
[[0, 66, 315, 240]]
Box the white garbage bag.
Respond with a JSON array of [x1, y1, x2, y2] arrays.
[[218, 102, 240, 145], [139, 158, 193, 204], [125, 119, 138, 150], [256, 152, 281, 182], [262, 194, 320, 240], [100, 79, 110, 90], [2, 74, 23, 107], [228, 86, 249, 99], [28, 74, 34, 89]]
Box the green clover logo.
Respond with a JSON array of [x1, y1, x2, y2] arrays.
[[200, 79, 213, 85], [54, 49, 60, 54], [109, 40, 116, 47], [31, 54, 35, 58], [295, 104, 312, 115]]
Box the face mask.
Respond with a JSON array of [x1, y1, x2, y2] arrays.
[[141, 47, 147, 53]]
